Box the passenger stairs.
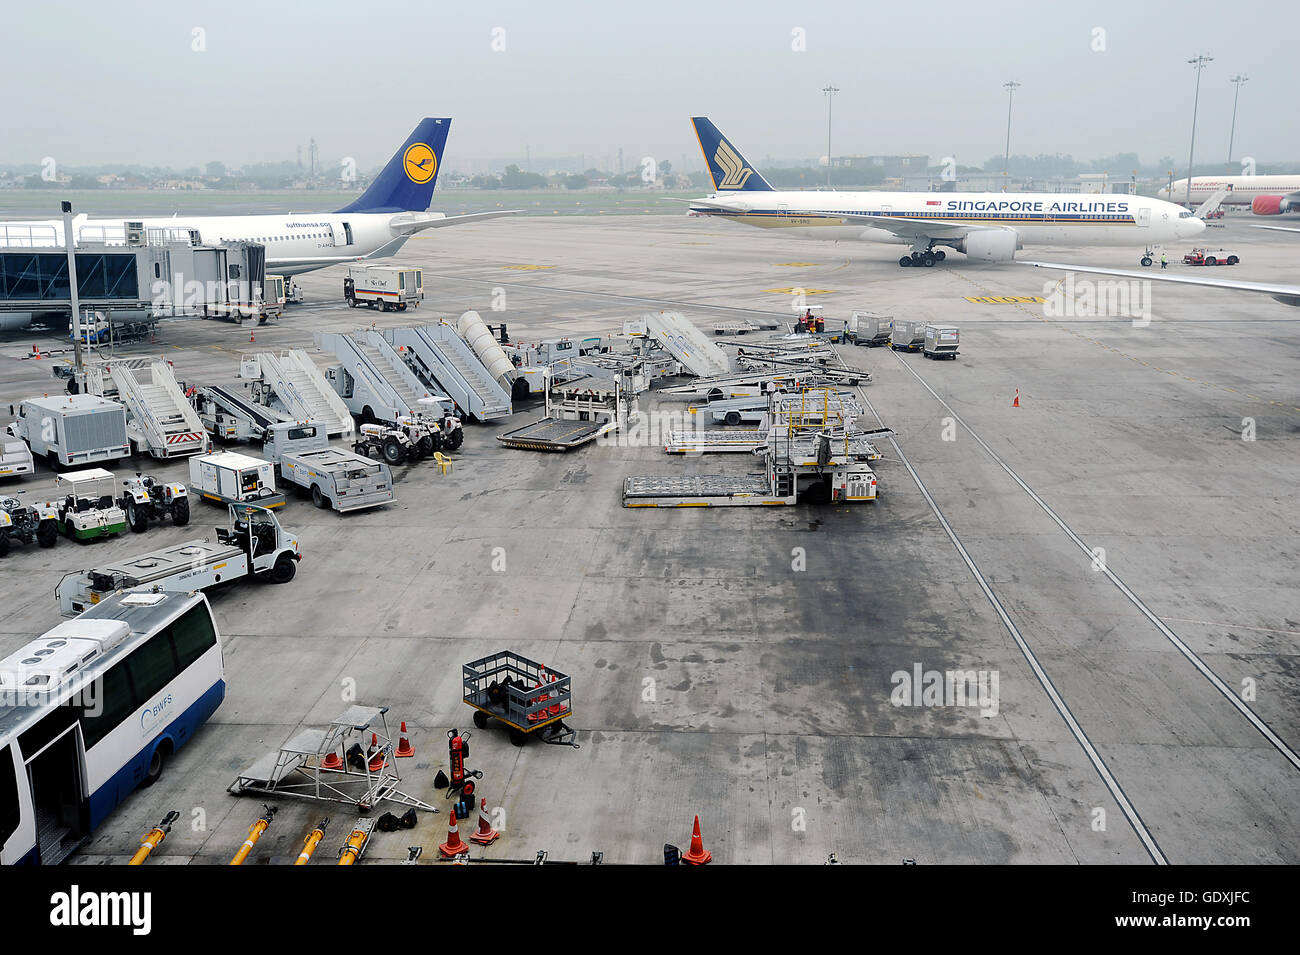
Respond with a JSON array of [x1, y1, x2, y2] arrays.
[[387, 324, 511, 421], [246, 349, 354, 439], [630, 311, 731, 378], [316, 330, 443, 424], [113, 358, 209, 458]]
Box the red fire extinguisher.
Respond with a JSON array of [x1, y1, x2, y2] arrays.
[[447, 728, 471, 788]]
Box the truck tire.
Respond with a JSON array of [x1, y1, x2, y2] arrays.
[[382, 438, 405, 465], [172, 498, 190, 527], [270, 554, 297, 583], [1227, 256, 1239, 265], [446, 429, 463, 451], [0, 534, 9, 558], [512, 378, 532, 401], [311, 485, 330, 509], [37, 520, 57, 548], [66, 379, 80, 395], [127, 501, 147, 533], [418, 435, 435, 456], [724, 412, 742, 426], [1206, 256, 1218, 266], [348, 298, 358, 308]]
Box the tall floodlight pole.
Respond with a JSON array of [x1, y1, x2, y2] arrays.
[[61, 201, 82, 371], [1185, 54, 1213, 205], [1002, 81, 1020, 193], [822, 85, 839, 188], [1227, 74, 1248, 170]]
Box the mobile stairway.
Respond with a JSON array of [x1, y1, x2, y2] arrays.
[[241, 349, 354, 439], [386, 324, 511, 421], [316, 330, 446, 425], [194, 384, 289, 442], [624, 311, 732, 378], [113, 358, 209, 458]]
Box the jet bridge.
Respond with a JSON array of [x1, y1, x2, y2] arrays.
[[385, 324, 511, 421]]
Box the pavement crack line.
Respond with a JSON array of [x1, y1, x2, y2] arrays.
[[889, 350, 1300, 777], [843, 354, 1167, 864]]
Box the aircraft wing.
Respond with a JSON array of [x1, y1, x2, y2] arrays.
[[388, 210, 520, 236], [1252, 224, 1300, 234], [1024, 260, 1300, 307], [686, 198, 997, 240]]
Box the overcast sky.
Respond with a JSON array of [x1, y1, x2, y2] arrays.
[[5, 0, 1293, 173]]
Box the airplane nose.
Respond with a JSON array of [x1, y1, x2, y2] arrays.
[[1187, 217, 1207, 237]]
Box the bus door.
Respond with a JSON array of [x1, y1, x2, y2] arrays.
[[25, 726, 88, 865], [0, 743, 36, 865]]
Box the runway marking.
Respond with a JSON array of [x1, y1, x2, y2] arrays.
[[773, 262, 821, 267], [953, 270, 1300, 416], [850, 378, 1166, 865], [963, 295, 1047, 304], [763, 287, 835, 295], [502, 264, 555, 271], [892, 352, 1300, 776]]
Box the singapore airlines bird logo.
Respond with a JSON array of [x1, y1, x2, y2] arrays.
[[404, 143, 437, 184], [714, 139, 754, 189]]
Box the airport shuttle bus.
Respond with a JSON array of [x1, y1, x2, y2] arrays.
[[0, 591, 224, 865]]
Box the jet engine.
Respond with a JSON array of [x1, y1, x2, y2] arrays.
[[957, 230, 1018, 262], [1251, 195, 1297, 216]]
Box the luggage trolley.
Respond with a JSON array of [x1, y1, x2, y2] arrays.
[[463, 651, 578, 747]]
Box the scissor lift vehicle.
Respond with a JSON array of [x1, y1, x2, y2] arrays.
[[463, 651, 578, 747], [228, 705, 435, 812]]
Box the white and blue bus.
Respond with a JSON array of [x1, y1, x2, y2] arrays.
[[0, 591, 224, 864]]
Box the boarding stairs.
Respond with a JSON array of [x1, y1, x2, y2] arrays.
[[387, 324, 511, 421], [251, 350, 354, 439], [113, 358, 209, 457]]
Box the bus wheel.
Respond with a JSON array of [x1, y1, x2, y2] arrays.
[[142, 745, 166, 787]]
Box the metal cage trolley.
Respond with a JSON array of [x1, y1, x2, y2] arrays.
[[463, 651, 578, 747]]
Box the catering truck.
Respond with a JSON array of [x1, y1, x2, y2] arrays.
[[6, 395, 131, 470], [343, 266, 423, 312]]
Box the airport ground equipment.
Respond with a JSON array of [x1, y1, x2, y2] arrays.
[[56, 503, 300, 615], [663, 430, 767, 454], [0, 439, 34, 479], [189, 450, 285, 509], [337, 819, 377, 865], [845, 310, 893, 346], [713, 320, 757, 336], [228, 704, 436, 812], [890, 320, 926, 352], [496, 371, 639, 452], [263, 421, 393, 513], [65, 355, 208, 459], [52, 469, 127, 540], [192, 384, 289, 442], [344, 265, 423, 311], [353, 423, 415, 466], [229, 805, 277, 865], [0, 494, 58, 557], [119, 472, 190, 531], [458, 310, 518, 389], [463, 651, 578, 747], [923, 325, 960, 360], [7, 394, 131, 469], [294, 818, 330, 865], [71, 310, 154, 347], [622, 311, 731, 378], [240, 350, 355, 440], [1182, 247, 1240, 266], [386, 324, 512, 420], [128, 812, 179, 865]]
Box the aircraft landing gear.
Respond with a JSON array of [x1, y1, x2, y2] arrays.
[[898, 249, 946, 268], [1140, 249, 1154, 267]]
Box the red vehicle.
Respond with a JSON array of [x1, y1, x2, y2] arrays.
[[1183, 248, 1239, 266]]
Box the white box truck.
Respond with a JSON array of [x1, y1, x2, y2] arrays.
[[923, 325, 960, 360], [6, 395, 131, 469], [343, 266, 423, 312], [188, 451, 285, 509]]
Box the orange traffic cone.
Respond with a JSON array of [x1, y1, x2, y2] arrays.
[[366, 732, 387, 772], [1012, 389, 1020, 408], [469, 797, 500, 846], [681, 815, 713, 865], [395, 722, 415, 758], [32, 344, 41, 360], [439, 807, 470, 858], [321, 749, 343, 771]]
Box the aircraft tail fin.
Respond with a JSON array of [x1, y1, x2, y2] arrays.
[[335, 118, 450, 214], [691, 117, 773, 192]]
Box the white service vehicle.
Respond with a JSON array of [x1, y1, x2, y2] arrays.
[[344, 265, 424, 312], [119, 472, 191, 531], [55, 504, 300, 616], [0, 440, 34, 479], [51, 469, 127, 541], [263, 421, 393, 513], [188, 451, 285, 510], [6, 394, 131, 470]]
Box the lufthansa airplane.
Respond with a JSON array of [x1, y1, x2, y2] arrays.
[[687, 117, 1205, 268], [0, 118, 512, 329]]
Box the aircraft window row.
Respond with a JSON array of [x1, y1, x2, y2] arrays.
[[252, 232, 330, 242]]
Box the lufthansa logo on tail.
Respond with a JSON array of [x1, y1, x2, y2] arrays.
[[404, 143, 437, 184], [714, 140, 753, 189]]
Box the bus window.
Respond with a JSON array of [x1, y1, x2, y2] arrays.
[[127, 629, 180, 705], [172, 605, 218, 670], [79, 663, 133, 749], [0, 745, 18, 847]]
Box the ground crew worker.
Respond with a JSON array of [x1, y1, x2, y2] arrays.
[[1160, 252, 1168, 269]]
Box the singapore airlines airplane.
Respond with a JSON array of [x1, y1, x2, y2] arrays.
[[1158, 175, 1300, 216], [687, 117, 1205, 268], [0, 118, 513, 329]]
